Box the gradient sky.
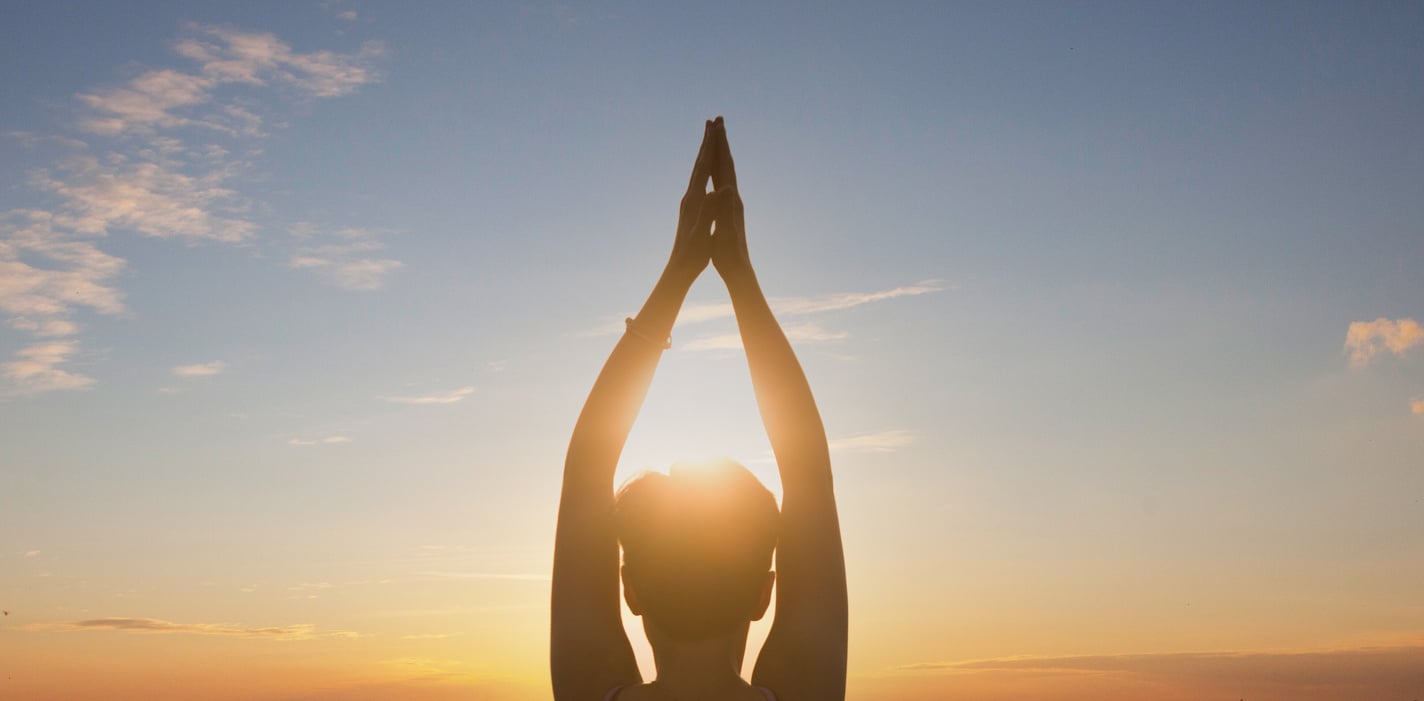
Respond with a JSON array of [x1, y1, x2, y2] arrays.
[[2, 2, 1423, 700]]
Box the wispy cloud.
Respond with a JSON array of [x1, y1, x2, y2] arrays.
[[829, 429, 915, 454], [292, 256, 403, 290], [21, 616, 359, 640], [382, 386, 476, 405], [683, 322, 850, 351], [288, 581, 337, 599], [172, 360, 226, 377], [82, 25, 384, 135], [893, 644, 1424, 700], [364, 603, 541, 618], [289, 223, 402, 290], [1, 209, 126, 331], [24, 549, 41, 558], [2, 24, 387, 394], [687, 280, 945, 324], [1345, 317, 1423, 368], [30, 153, 256, 242], [584, 280, 946, 338], [288, 436, 350, 446], [8, 131, 88, 150], [2, 341, 95, 394], [773, 281, 947, 315], [400, 633, 460, 640], [415, 571, 552, 581]]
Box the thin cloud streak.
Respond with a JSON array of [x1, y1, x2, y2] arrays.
[[8, 131, 89, 150], [694, 279, 945, 323], [382, 386, 476, 405], [416, 571, 552, 581], [829, 429, 915, 454], [172, 361, 226, 377], [769, 280, 948, 315], [288, 436, 350, 446], [583, 280, 946, 338], [20, 617, 360, 640], [683, 322, 849, 351], [893, 644, 1424, 699]]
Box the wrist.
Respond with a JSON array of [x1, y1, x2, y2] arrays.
[[658, 264, 701, 292], [718, 264, 758, 292]]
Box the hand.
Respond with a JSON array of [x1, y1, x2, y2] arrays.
[[665, 120, 718, 284], [708, 118, 753, 282]]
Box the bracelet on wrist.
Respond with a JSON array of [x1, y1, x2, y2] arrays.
[[624, 317, 672, 350]]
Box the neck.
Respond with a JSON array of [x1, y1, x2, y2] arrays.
[[645, 620, 752, 696]]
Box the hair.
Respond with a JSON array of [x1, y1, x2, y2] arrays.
[[615, 459, 780, 642]]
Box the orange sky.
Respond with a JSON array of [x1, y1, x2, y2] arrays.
[[5, 3, 1424, 700]]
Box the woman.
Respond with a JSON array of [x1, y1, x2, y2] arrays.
[[552, 117, 847, 701]]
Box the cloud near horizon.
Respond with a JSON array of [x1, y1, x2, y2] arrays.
[[415, 571, 552, 581], [20, 616, 360, 640], [1, 24, 386, 394], [893, 644, 1424, 701]]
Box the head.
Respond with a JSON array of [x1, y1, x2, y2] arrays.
[[615, 459, 779, 642]]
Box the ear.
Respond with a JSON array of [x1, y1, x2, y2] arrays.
[[621, 565, 644, 616], [750, 571, 775, 621]]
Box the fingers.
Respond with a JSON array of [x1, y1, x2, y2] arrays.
[[686, 119, 717, 196], [712, 187, 744, 241], [692, 188, 724, 235], [710, 116, 737, 190]]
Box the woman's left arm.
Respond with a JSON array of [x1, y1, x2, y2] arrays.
[[550, 121, 718, 700]]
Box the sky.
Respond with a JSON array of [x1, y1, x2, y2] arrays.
[[1, 1, 1422, 699]]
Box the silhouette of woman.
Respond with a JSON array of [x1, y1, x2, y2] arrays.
[[552, 117, 848, 701]]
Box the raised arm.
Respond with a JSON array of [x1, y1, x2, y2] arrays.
[[708, 119, 848, 699], [551, 121, 719, 701]]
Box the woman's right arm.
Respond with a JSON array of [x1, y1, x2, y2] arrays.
[[551, 120, 719, 701], [707, 119, 848, 700]]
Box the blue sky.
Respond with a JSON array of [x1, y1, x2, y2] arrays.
[[2, 2, 1423, 699]]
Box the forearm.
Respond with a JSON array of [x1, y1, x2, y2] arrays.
[[552, 118, 719, 700], [730, 267, 847, 688], [551, 267, 693, 682], [725, 270, 832, 491], [563, 267, 695, 493]]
